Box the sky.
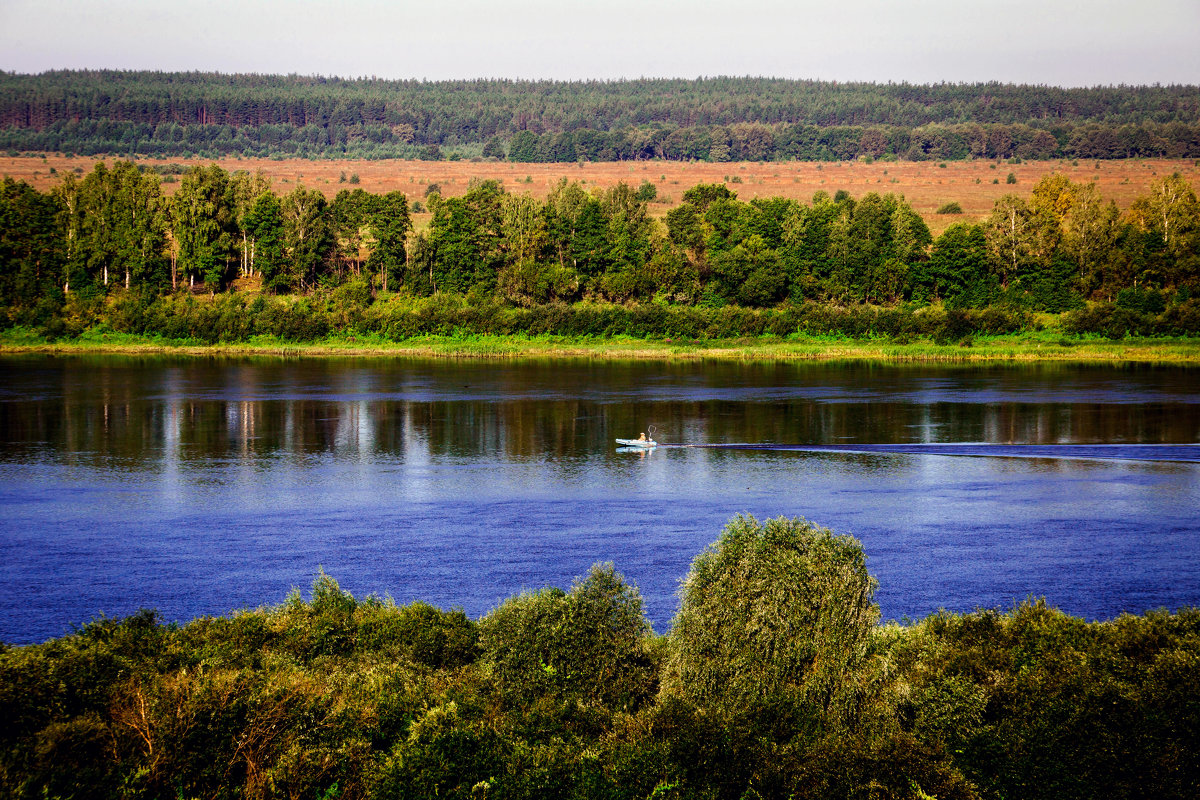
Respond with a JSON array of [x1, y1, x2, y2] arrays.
[[1, 0, 1198, 87]]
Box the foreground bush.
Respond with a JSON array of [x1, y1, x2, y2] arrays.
[[1, 518, 1198, 799]]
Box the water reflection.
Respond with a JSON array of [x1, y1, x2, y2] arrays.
[[3, 358, 1198, 470]]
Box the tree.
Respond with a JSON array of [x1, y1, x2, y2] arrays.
[[108, 162, 167, 291], [569, 198, 610, 279], [544, 179, 589, 270], [922, 223, 994, 306], [601, 182, 653, 275], [481, 136, 506, 159], [0, 178, 65, 321], [239, 191, 285, 290], [52, 173, 85, 294], [171, 165, 236, 291], [425, 198, 482, 294], [1062, 183, 1120, 298], [1028, 173, 1077, 265], [229, 171, 272, 279], [281, 187, 333, 291], [330, 188, 379, 279], [506, 131, 540, 163], [663, 515, 879, 730], [681, 182, 737, 211], [710, 234, 783, 306], [1128, 173, 1200, 288], [367, 191, 410, 293], [499, 193, 546, 266], [985, 194, 1034, 288]]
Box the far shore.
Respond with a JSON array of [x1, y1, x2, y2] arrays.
[[3, 332, 1200, 364]]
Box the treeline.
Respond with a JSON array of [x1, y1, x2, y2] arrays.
[[2, 164, 1199, 341], [2, 72, 1200, 160], [8, 118, 1200, 162], [2, 516, 1197, 800]]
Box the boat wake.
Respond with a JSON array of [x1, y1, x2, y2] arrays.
[[657, 443, 1200, 463]]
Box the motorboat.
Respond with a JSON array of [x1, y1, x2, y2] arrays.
[[616, 425, 657, 449]]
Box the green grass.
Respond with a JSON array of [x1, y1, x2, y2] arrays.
[[4, 327, 1200, 363]]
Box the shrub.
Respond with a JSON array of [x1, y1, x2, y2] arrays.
[[663, 516, 879, 731], [479, 563, 657, 712]]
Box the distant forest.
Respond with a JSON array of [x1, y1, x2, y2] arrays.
[[2, 72, 1200, 161]]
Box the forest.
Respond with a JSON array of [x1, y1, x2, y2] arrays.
[[1, 160, 1199, 343], [1, 515, 1196, 800], [2, 72, 1200, 161]]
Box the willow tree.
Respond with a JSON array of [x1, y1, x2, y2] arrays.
[[663, 515, 880, 734]]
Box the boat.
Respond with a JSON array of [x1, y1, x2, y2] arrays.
[[616, 426, 657, 448], [615, 438, 657, 448]]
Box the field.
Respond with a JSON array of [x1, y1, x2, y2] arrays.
[[3, 155, 1199, 235]]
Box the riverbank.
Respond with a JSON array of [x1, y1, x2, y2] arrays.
[[3, 328, 1200, 363]]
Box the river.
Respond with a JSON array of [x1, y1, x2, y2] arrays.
[[1, 355, 1198, 643]]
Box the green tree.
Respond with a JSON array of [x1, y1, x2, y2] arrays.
[[1129, 172, 1200, 288], [107, 161, 167, 291], [52, 172, 86, 294], [499, 192, 547, 266], [663, 515, 880, 732], [228, 170, 272, 280], [1063, 183, 1121, 299], [330, 188, 380, 280], [281, 187, 333, 291], [0, 178, 65, 322], [985, 194, 1035, 289], [239, 191, 285, 290], [481, 136, 506, 159], [366, 191, 410, 293], [507, 130, 540, 162], [425, 198, 482, 294], [922, 223, 995, 306], [172, 165, 236, 291]]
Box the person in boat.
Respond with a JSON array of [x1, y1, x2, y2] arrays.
[[638, 432, 647, 442]]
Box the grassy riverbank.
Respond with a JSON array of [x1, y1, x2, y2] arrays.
[[2, 327, 1200, 363]]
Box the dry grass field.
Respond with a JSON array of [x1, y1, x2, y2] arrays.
[[4, 155, 1198, 236]]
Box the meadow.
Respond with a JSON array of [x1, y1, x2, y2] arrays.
[[4, 155, 1198, 235]]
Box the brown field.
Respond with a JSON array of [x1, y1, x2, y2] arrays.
[[3, 155, 1198, 236]]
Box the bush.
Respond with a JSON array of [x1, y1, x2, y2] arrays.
[[663, 516, 879, 731], [479, 564, 657, 712], [1115, 286, 1167, 314], [935, 201, 963, 214]]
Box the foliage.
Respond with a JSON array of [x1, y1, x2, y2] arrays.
[[663, 516, 879, 731], [4, 72, 1200, 162], [2, 166, 1199, 340], [1, 517, 1198, 799], [479, 563, 658, 712]]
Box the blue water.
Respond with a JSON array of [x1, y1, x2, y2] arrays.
[[1, 356, 1198, 643]]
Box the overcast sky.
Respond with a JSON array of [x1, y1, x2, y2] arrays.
[[1, 0, 1197, 86]]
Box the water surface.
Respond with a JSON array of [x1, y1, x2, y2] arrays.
[[2, 355, 1198, 643]]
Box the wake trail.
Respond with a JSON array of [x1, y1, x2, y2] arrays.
[[654, 443, 1200, 463]]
